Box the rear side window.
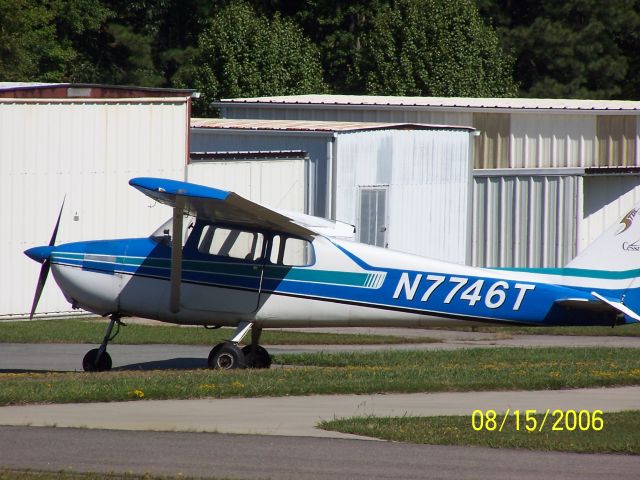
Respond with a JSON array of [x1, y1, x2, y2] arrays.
[[269, 235, 314, 266], [198, 226, 264, 261]]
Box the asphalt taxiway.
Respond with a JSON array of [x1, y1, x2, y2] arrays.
[[0, 329, 638, 372], [1, 332, 639, 479], [2, 425, 639, 480]]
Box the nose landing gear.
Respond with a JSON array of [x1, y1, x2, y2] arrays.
[[82, 315, 124, 372]]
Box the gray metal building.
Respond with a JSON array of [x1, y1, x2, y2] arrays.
[[190, 118, 475, 264], [1, 83, 195, 319], [214, 95, 640, 268]]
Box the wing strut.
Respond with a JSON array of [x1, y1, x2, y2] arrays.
[[170, 197, 185, 313]]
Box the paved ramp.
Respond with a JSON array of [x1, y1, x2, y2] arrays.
[[1, 386, 638, 438]]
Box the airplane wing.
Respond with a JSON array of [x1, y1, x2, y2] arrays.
[[130, 177, 316, 314], [130, 177, 314, 238]]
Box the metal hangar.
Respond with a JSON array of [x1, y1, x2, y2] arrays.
[[213, 95, 640, 269], [189, 118, 475, 265], [0, 82, 196, 319]]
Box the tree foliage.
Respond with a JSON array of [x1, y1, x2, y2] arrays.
[[3, 0, 640, 101], [479, 0, 640, 99], [358, 0, 516, 96], [191, 1, 327, 116], [0, 0, 107, 82]]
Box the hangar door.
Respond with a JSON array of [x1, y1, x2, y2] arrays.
[[186, 154, 308, 213]]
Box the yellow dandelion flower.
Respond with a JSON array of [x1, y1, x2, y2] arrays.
[[130, 389, 145, 399]]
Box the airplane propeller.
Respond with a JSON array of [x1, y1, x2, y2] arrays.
[[25, 197, 65, 320]]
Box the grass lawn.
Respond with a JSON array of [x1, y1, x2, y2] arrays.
[[0, 319, 437, 345], [435, 324, 640, 337], [1, 347, 639, 405], [319, 410, 640, 454]]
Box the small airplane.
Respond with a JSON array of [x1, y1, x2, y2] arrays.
[[25, 177, 640, 371]]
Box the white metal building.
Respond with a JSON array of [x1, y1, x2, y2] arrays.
[[214, 95, 640, 268], [1, 84, 194, 319], [190, 118, 475, 264]]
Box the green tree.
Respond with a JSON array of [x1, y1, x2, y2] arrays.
[[49, 0, 113, 82], [358, 0, 516, 96], [0, 0, 73, 81], [192, 1, 327, 116], [259, 1, 383, 93], [478, 0, 640, 99]]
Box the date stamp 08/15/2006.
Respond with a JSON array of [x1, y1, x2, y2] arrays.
[[471, 409, 605, 432]]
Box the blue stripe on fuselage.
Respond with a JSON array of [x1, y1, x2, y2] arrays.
[[49, 237, 635, 326]]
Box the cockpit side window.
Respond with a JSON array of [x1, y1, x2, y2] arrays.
[[197, 226, 264, 262], [269, 235, 314, 266]]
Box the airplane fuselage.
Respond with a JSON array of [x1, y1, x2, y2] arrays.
[[48, 230, 632, 329], [25, 176, 640, 371]]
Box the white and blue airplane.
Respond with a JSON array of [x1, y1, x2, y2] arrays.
[[25, 177, 640, 371]]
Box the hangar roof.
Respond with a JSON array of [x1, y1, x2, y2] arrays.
[[191, 117, 474, 132], [0, 82, 197, 99], [216, 94, 640, 112]]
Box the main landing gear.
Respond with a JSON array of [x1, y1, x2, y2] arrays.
[[208, 321, 272, 370], [82, 315, 124, 372]]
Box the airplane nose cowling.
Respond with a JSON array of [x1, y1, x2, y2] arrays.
[[24, 245, 55, 264]]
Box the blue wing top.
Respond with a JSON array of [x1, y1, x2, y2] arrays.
[[130, 177, 313, 237]]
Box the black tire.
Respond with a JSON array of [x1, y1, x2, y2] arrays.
[[208, 343, 245, 369], [82, 348, 112, 372], [241, 345, 272, 369]]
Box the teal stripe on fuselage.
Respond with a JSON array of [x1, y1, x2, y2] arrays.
[[497, 266, 640, 280], [263, 265, 370, 287], [51, 252, 374, 288]]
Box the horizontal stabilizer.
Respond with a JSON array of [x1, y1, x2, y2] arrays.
[[554, 297, 616, 313], [590, 292, 640, 323], [553, 293, 640, 323]]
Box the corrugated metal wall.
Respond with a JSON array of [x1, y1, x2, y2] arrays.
[[190, 129, 330, 217], [220, 105, 473, 127], [0, 99, 188, 318], [222, 104, 639, 169], [219, 100, 640, 269], [336, 129, 472, 264], [472, 173, 580, 268], [510, 113, 596, 168], [187, 158, 307, 213], [596, 116, 638, 167]]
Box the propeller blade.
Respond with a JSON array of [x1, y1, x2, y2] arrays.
[[29, 197, 65, 319], [49, 196, 66, 247], [29, 260, 50, 320]]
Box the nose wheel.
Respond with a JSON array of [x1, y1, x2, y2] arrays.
[[82, 315, 123, 372], [82, 348, 112, 372]]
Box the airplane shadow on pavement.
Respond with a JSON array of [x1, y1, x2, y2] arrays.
[[0, 357, 208, 374]]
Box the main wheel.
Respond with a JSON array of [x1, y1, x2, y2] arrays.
[[208, 343, 246, 369], [82, 348, 112, 372], [242, 345, 272, 369]]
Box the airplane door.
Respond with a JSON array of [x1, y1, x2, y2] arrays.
[[180, 224, 264, 314]]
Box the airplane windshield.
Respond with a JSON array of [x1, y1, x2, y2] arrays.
[[151, 216, 194, 247]]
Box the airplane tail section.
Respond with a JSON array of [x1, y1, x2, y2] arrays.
[[566, 204, 640, 321], [567, 205, 640, 272]]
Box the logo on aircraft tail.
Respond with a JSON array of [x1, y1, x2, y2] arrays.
[[617, 209, 639, 235]]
